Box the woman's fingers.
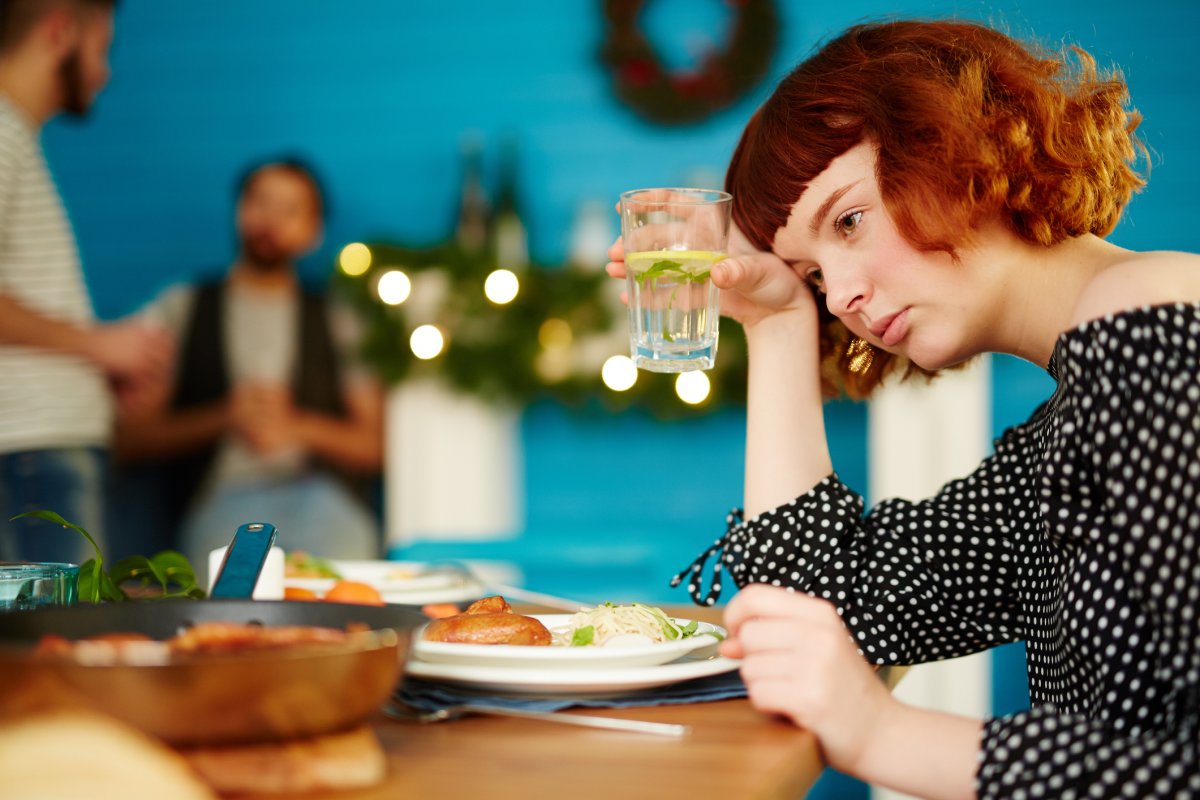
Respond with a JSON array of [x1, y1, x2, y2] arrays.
[[607, 235, 625, 262], [724, 584, 835, 633]]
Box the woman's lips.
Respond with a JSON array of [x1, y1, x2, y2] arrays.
[[869, 308, 910, 347]]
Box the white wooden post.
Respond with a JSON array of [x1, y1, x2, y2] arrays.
[[384, 379, 523, 547], [869, 356, 992, 800]]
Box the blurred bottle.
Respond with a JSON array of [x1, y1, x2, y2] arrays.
[[454, 134, 490, 255], [568, 199, 616, 271], [490, 136, 528, 271]]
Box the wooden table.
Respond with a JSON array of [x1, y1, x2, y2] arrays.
[[284, 606, 903, 800]]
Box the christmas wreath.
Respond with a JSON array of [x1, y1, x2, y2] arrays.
[[599, 0, 779, 125]]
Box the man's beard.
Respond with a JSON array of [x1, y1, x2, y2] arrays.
[[240, 231, 293, 273], [59, 50, 91, 117]]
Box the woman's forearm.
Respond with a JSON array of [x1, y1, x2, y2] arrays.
[[850, 701, 981, 800], [742, 309, 833, 517]]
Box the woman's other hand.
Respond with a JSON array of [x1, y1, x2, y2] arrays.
[[721, 584, 895, 776]]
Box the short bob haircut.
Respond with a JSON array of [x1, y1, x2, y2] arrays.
[[725, 19, 1147, 398]]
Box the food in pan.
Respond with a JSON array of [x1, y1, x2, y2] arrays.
[[169, 622, 354, 654], [31, 622, 362, 665], [421, 595, 552, 646]]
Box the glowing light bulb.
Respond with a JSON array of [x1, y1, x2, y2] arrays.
[[339, 242, 372, 276], [675, 371, 711, 405], [601, 355, 638, 392], [538, 318, 573, 350], [484, 269, 519, 305], [377, 270, 411, 305], [410, 324, 445, 360]]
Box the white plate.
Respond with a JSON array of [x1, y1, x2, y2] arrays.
[[284, 560, 485, 605], [405, 654, 741, 695], [412, 615, 726, 670]]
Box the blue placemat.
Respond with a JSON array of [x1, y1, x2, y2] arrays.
[[397, 668, 747, 713]]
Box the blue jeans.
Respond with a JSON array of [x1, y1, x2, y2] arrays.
[[0, 448, 106, 564]]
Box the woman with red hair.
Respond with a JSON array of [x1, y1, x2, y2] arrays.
[[609, 19, 1199, 799]]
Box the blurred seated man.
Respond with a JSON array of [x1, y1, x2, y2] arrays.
[[117, 158, 382, 570]]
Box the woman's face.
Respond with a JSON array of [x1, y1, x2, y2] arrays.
[[771, 141, 996, 370]]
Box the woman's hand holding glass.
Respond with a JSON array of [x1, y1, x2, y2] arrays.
[[606, 225, 818, 330]]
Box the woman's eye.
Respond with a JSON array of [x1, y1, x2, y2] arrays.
[[805, 269, 826, 292], [835, 210, 863, 236]]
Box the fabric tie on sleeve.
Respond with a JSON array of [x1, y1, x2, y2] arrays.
[[670, 509, 745, 605]]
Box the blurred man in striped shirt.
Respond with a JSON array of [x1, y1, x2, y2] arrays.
[[0, 0, 170, 563]]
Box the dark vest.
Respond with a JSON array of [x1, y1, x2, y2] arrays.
[[164, 280, 367, 525]]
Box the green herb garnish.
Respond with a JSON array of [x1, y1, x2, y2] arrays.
[[11, 510, 204, 603], [285, 550, 342, 579], [570, 625, 595, 647], [634, 260, 711, 285], [635, 260, 713, 343]]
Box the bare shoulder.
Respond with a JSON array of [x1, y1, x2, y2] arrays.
[[1071, 250, 1200, 326]]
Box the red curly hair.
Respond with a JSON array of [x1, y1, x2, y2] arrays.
[[726, 19, 1147, 398]]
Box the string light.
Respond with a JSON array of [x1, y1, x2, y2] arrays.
[[484, 269, 520, 304], [410, 325, 445, 359], [538, 318, 573, 350], [601, 355, 638, 391], [675, 371, 711, 405], [377, 270, 412, 305], [339, 242, 372, 276]]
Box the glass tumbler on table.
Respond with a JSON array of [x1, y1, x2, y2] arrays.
[[0, 562, 79, 611], [620, 188, 732, 372]]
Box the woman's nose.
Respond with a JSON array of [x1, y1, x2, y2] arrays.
[[823, 266, 871, 317]]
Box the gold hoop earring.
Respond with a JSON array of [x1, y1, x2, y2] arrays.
[[846, 336, 874, 375]]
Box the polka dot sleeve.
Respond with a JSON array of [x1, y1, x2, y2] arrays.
[[672, 449, 1028, 664], [979, 708, 1200, 798]]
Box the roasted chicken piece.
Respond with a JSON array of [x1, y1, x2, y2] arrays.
[[422, 595, 551, 646], [463, 595, 513, 615]]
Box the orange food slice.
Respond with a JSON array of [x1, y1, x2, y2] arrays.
[[323, 580, 385, 607]]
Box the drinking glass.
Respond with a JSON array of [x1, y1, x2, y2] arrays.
[[0, 562, 79, 611], [620, 188, 732, 372]]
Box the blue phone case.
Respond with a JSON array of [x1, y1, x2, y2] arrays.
[[209, 522, 278, 599]]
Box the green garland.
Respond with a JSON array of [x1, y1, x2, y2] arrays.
[[333, 242, 748, 419], [599, 0, 779, 126]]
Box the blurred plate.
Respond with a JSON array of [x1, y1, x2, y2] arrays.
[[412, 615, 725, 670], [285, 560, 485, 605], [405, 653, 739, 695]]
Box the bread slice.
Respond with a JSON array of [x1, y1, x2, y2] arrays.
[[179, 724, 386, 794], [0, 710, 216, 800]]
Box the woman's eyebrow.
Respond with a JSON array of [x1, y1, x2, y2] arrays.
[[808, 181, 861, 236]]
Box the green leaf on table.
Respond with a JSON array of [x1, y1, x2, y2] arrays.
[[77, 558, 124, 604], [110, 555, 167, 590], [151, 550, 204, 596], [111, 551, 205, 599], [570, 625, 595, 647], [10, 511, 204, 603], [11, 509, 103, 563]]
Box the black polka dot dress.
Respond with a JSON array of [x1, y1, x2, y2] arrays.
[[672, 303, 1200, 798]]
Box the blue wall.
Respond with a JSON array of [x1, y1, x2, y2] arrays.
[[41, 2, 1200, 793]]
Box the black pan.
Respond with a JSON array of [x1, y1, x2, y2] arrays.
[[0, 598, 426, 746]]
